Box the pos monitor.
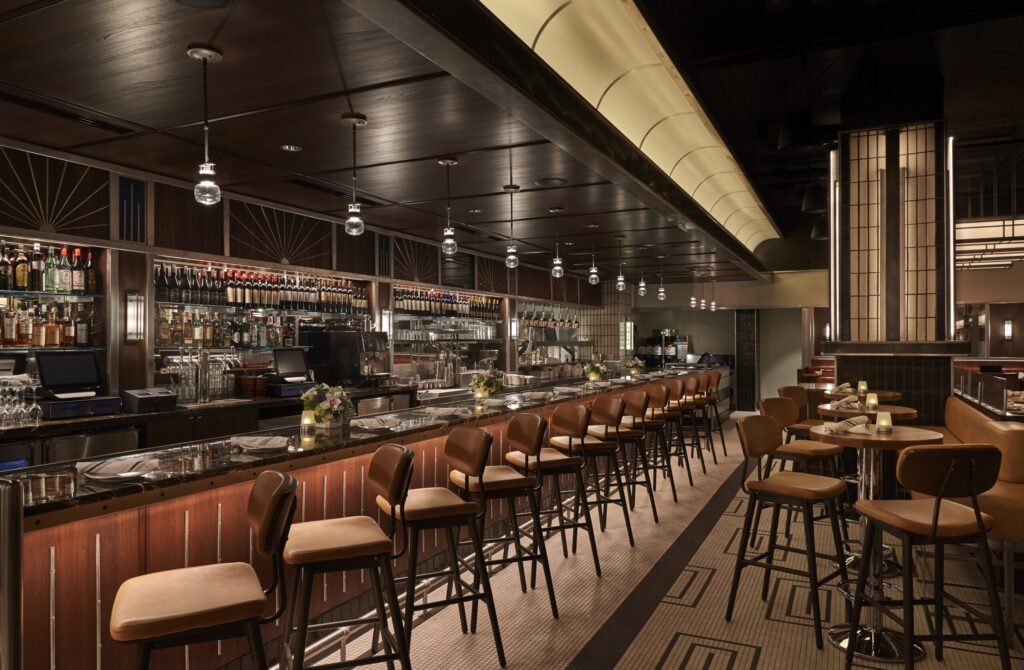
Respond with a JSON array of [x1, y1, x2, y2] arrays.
[[35, 350, 104, 399]]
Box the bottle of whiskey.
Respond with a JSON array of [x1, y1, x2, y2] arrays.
[[60, 305, 75, 347], [16, 303, 31, 346], [13, 248, 29, 291], [44, 308, 60, 347], [30, 243, 44, 292], [75, 305, 89, 347], [30, 307, 46, 348], [0, 241, 10, 292]]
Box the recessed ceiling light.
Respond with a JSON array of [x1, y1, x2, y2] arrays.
[[548, 207, 565, 215], [535, 177, 569, 188], [469, 208, 483, 214], [656, 255, 666, 259], [280, 144, 303, 152], [563, 241, 575, 247], [585, 223, 599, 230]]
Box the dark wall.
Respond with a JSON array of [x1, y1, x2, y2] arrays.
[[117, 251, 148, 391], [834, 354, 950, 426]]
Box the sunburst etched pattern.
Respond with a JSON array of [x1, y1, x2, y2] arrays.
[[0, 147, 110, 237], [393, 238, 439, 284], [477, 256, 509, 294], [229, 201, 333, 268]]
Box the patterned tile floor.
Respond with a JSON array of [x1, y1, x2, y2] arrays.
[[322, 420, 1021, 669]]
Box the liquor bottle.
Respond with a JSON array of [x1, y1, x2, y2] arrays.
[[15, 303, 30, 346], [212, 270, 223, 306], [198, 270, 210, 306], [30, 243, 44, 292], [57, 247, 71, 294], [211, 313, 222, 348], [44, 247, 57, 294], [187, 268, 198, 304], [31, 308, 46, 348], [170, 310, 184, 346], [85, 250, 98, 294], [13, 248, 29, 291], [75, 305, 89, 347], [157, 309, 171, 347], [243, 273, 253, 308], [71, 248, 85, 294], [44, 308, 60, 347], [0, 241, 9, 291], [202, 312, 214, 348], [60, 305, 75, 347], [181, 311, 193, 346], [192, 311, 204, 347]]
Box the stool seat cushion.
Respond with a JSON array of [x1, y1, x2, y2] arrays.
[[450, 465, 534, 492], [284, 516, 392, 565], [376, 487, 477, 522], [645, 408, 668, 420], [856, 498, 992, 538], [110, 562, 265, 642], [777, 439, 843, 458], [550, 434, 616, 452], [586, 424, 643, 440], [747, 471, 846, 501], [620, 416, 646, 429], [506, 448, 583, 470]]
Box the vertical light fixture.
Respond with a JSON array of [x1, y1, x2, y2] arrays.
[[710, 280, 717, 311], [504, 150, 519, 269], [439, 157, 458, 255], [341, 112, 367, 236], [637, 267, 647, 297], [657, 273, 666, 301], [615, 239, 625, 291], [689, 271, 697, 308], [188, 44, 223, 206], [550, 208, 564, 278], [588, 250, 600, 285], [1005, 319, 1013, 340], [700, 275, 707, 310]]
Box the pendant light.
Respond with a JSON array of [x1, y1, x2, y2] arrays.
[[504, 151, 519, 269], [615, 239, 625, 291], [637, 267, 647, 297], [700, 277, 707, 310], [188, 44, 223, 206], [689, 271, 697, 308], [342, 112, 367, 236], [439, 157, 458, 255], [550, 208, 564, 278], [657, 273, 666, 301], [710, 280, 717, 311], [588, 252, 599, 285]]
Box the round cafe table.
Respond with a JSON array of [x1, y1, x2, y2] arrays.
[[810, 423, 944, 662], [824, 389, 902, 402], [816, 402, 917, 422]]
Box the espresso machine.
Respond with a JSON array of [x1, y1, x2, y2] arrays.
[[299, 328, 391, 387]]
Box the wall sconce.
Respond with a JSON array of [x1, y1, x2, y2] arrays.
[[381, 309, 393, 336], [865, 393, 879, 410], [510, 317, 519, 339], [857, 380, 868, 395], [875, 411, 893, 433], [125, 290, 145, 342], [824, 323, 831, 341], [1005, 319, 1013, 340]]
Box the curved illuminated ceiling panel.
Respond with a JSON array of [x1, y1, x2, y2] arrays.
[[479, 0, 779, 252]]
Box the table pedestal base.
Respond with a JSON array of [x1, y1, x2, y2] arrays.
[[828, 624, 925, 663]]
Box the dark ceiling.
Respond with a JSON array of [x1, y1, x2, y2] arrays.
[[635, 0, 1024, 270], [0, 0, 764, 284]]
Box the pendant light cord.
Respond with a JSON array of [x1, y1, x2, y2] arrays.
[[202, 58, 210, 163], [508, 149, 515, 243], [351, 124, 357, 205], [445, 163, 452, 225]]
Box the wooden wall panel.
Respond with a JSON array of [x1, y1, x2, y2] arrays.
[[0, 146, 109, 240], [988, 302, 1024, 357], [476, 257, 508, 294], [153, 183, 223, 255], [117, 250, 147, 392], [579, 280, 603, 307], [552, 276, 579, 304], [229, 201, 332, 270], [392, 238, 438, 284], [336, 229, 376, 275], [516, 266, 550, 301]]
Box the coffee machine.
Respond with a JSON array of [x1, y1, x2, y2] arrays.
[[299, 329, 391, 387]]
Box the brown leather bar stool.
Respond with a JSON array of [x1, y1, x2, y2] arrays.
[[282, 445, 413, 670], [726, 415, 849, 649], [648, 382, 693, 487], [694, 372, 720, 464], [846, 444, 1011, 670], [378, 426, 507, 667], [589, 389, 665, 522], [759, 397, 844, 476], [507, 404, 601, 577], [707, 370, 728, 456], [666, 376, 707, 475], [777, 385, 825, 438], [448, 416, 559, 620], [552, 396, 635, 546], [110, 471, 297, 669]]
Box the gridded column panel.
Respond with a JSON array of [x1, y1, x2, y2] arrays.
[[900, 123, 938, 341], [846, 129, 885, 341]]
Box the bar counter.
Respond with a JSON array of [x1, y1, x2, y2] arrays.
[[3, 371, 689, 670]]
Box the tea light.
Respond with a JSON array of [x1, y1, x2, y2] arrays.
[[865, 393, 879, 410], [300, 410, 316, 437], [875, 411, 893, 433], [857, 380, 869, 395], [299, 435, 316, 450]]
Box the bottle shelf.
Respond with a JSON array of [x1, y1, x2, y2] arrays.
[[0, 346, 104, 352], [0, 290, 102, 300], [391, 338, 503, 344], [155, 345, 287, 353], [392, 312, 502, 324], [155, 301, 369, 318]]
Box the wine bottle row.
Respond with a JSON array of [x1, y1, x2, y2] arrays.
[[0, 241, 100, 294], [393, 286, 500, 319], [154, 264, 369, 315]]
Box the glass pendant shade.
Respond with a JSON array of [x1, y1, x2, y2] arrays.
[[657, 287, 666, 301], [505, 244, 519, 269], [344, 202, 365, 236], [588, 266, 600, 285], [194, 163, 221, 206], [615, 274, 625, 291], [637, 280, 647, 297], [689, 296, 696, 308], [710, 301, 717, 312], [700, 298, 707, 310], [441, 226, 458, 255], [551, 256, 564, 278]]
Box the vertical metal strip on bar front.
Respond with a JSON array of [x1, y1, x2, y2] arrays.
[[0, 480, 22, 670], [95, 533, 102, 669]]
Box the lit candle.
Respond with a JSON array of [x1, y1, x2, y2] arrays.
[[300, 410, 316, 437], [876, 410, 893, 433], [857, 380, 869, 395], [865, 393, 879, 410]]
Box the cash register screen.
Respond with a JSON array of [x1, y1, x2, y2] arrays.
[[36, 351, 102, 391], [274, 348, 308, 380]]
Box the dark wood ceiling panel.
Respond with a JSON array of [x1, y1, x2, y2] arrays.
[[0, 99, 126, 149], [0, 146, 109, 239], [229, 201, 332, 269], [153, 182, 222, 255], [0, 0, 441, 129]]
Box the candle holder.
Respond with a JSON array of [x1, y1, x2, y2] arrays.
[[300, 410, 316, 437], [857, 380, 869, 395], [865, 393, 879, 410], [875, 410, 893, 433]]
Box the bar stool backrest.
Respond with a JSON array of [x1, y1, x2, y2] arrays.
[[737, 415, 783, 459], [368, 443, 415, 509], [697, 372, 710, 393], [682, 374, 699, 397], [778, 385, 810, 421], [550, 404, 591, 438], [649, 384, 669, 410], [665, 377, 684, 401], [898, 444, 1001, 499], [759, 396, 799, 429], [709, 371, 721, 393], [507, 413, 547, 457], [591, 395, 625, 428], [444, 426, 493, 480], [249, 470, 298, 557], [622, 390, 650, 419]]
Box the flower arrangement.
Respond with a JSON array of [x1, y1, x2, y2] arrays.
[[621, 356, 644, 375], [301, 383, 354, 424], [469, 369, 503, 398], [583, 361, 607, 381]]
